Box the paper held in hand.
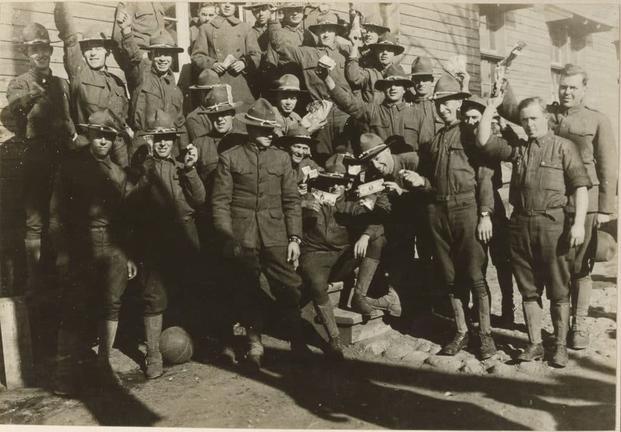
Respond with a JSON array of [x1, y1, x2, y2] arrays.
[[222, 54, 238, 69], [312, 189, 340, 207], [301, 99, 333, 131]]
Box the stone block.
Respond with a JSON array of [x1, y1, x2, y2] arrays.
[[424, 355, 463, 372], [460, 358, 486, 375], [383, 343, 412, 361], [341, 319, 392, 345], [402, 350, 430, 367]]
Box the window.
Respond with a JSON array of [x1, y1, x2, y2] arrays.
[[480, 57, 501, 97], [479, 10, 505, 55]]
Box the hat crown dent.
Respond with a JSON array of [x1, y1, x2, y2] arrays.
[[359, 133, 385, 153], [146, 109, 177, 132], [284, 123, 311, 139], [148, 30, 181, 50], [411, 56, 434, 76], [383, 64, 409, 80], [275, 74, 301, 91], [433, 73, 469, 99], [204, 85, 236, 110], [196, 69, 221, 87], [21, 23, 51, 44], [241, 98, 279, 127]]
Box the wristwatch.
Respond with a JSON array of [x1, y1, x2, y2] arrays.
[[289, 236, 302, 245], [480, 211, 490, 218]]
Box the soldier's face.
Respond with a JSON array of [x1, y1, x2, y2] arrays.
[[363, 30, 380, 45], [153, 136, 175, 158], [83, 45, 108, 70], [199, 6, 217, 24], [248, 125, 274, 148], [463, 108, 482, 127], [283, 9, 304, 26], [278, 93, 298, 114], [26, 44, 52, 71], [371, 149, 392, 176], [377, 48, 395, 66], [218, 3, 236, 17], [208, 110, 234, 134], [384, 84, 406, 102], [435, 98, 462, 124], [558, 74, 587, 108], [252, 6, 271, 26], [520, 104, 548, 139], [152, 50, 173, 73], [318, 29, 336, 47], [89, 131, 115, 158], [413, 76, 434, 97], [290, 143, 309, 164]]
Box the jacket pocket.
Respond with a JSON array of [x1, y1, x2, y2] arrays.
[[539, 161, 565, 191], [269, 208, 284, 220]]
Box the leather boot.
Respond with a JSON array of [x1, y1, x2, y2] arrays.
[[287, 311, 314, 363], [53, 327, 80, 397], [245, 326, 264, 371], [144, 314, 164, 379], [314, 301, 345, 361], [551, 303, 570, 368], [477, 294, 496, 359], [498, 264, 515, 327], [97, 320, 122, 387], [366, 287, 402, 317], [351, 257, 379, 317], [569, 277, 591, 350], [440, 294, 469, 356], [518, 301, 544, 361]]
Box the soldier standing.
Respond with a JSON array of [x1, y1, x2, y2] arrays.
[[478, 96, 591, 367]]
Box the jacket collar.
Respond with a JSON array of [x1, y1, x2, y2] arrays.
[[211, 15, 240, 28]]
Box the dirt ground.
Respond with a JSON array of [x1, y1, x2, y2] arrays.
[[0, 259, 617, 430]]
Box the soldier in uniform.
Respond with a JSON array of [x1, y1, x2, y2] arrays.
[[266, 73, 309, 137], [191, 2, 261, 109], [54, 2, 131, 167], [401, 74, 496, 359], [49, 110, 137, 396], [7, 23, 75, 303], [500, 64, 617, 348], [478, 96, 591, 367], [128, 110, 205, 379], [211, 98, 307, 370], [405, 56, 442, 147], [116, 9, 187, 156]]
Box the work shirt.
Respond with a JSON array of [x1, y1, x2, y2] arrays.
[[345, 58, 387, 104], [406, 95, 443, 149], [483, 131, 591, 215], [251, 23, 269, 53], [7, 69, 75, 142], [212, 143, 302, 249], [330, 86, 421, 151], [191, 15, 261, 106], [112, 2, 165, 50], [273, 108, 302, 137]]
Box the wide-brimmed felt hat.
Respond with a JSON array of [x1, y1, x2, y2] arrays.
[[277, 2, 305, 10], [144, 109, 181, 136], [267, 74, 307, 94], [78, 109, 121, 135], [357, 133, 388, 162], [235, 98, 282, 129], [361, 17, 390, 36], [461, 95, 487, 114], [433, 74, 470, 101], [189, 69, 222, 90], [276, 124, 315, 147], [367, 33, 405, 56], [200, 85, 242, 113], [308, 14, 346, 36], [375, 64, 414, 90], [17, 23, 59, 46], [146, 31, 184, 53], [410, 56, 434, 77], [595, 230, 617, 262], [79, 30, 115, 49]]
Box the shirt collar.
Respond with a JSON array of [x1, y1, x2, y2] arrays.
[[89, 150, 112, 169], [531, 130, 554, 147], [212, 15, 240, 27], [383, 100, 405, 111]]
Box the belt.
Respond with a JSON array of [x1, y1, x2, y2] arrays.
[[432, 190, 475, 203], [513, 207, 564, 217]]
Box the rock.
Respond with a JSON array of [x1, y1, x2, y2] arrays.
[[494, 349, 512, 363], [487, 362, 514, 377], [460, 358, 486, 375], [402, 350, 430, 367], [428, 343, 442, 355], [516, 361, 546, 376], [424, 355, 463, 372], [383, 343, 412, 361], [362, 338, 391, 356]]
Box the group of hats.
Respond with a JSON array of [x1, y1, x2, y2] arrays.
[[79, 108, 180, 137]]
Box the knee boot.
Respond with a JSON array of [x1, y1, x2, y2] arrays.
[[497, 265, 515, 326], [351, 257, 379, 317], [569, 277, 591, 350], [366, 287, 402, 317], [144, 314, 163, 379], [97, 320, 122, 386], [518, 301, 545, 361], [440, 294, 469, 356], [53, 327, 80, 397], [551, 303, 570, 368], [314, 301, 345, 361], [477, 293, 496, 359]]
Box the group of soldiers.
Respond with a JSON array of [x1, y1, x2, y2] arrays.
[[6, 2, 617, 398]]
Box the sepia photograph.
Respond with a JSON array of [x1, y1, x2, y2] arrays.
[[0, 0, 618, 429]]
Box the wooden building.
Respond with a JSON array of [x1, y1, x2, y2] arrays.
[[0, 2, 619, 295]]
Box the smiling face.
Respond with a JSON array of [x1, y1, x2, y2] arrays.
[[383, 83, 406, 103], [282, 8, 304, 26], [317, 28, 336, 47], [26, 44, 52, 71], [520, 103, 548, 140], [82, 44, 108, 70], [289, 142, 309, 164], [435, 97, 463, 125], [463, 107, 482, 127], [370, 148, 392, 176], [88, 130, 115, 158], [153, 135, 176, 159], [377, 48, 396, 67], [363, 29, 380, 45], [412, 76, 434, 97], [207, 110, 234, 134], [277, 92, 298, 114], [558, 73, 587, 109], [151, 49, 173, 73]]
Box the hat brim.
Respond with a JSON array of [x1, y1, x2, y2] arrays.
[[79, 39, 115, 49], [367, 43, 405, 56], [375, 78, 414, 90], [235, 112, 281, 129], [266, 87, 307, 94], [188, 84, 217, 91], [78, 124, 120, 135], [143, 129, 182, 136], [275, 135, 316, 146], [411, 71, 434, 77], [358, 144, 388, 163], [243, 3, 271, 9], [19, 40, 60, 46], [201, 101, 243, 114], [461, 99, 486, 113], [362, 24, 390, 34], [146, 45, 184, 53], [433, 91, 471, 101], [308, 23, 345, 36]]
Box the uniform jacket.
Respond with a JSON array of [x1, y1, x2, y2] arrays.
[[484, 131, 591, 214], [499, 84, 617, 214], [112, 2, 165, 51], [406, 95, 443, 148], [345, 58, 387, 104], [330, 86, 422, 151], [265, 20, 315, 67], [7, 70, 75, 141], [212, 143, 302, 249], [273, 108, 302, 137], [191, 15, 261, 106]]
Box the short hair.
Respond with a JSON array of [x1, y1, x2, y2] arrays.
[[561, 64, 588, 86], [517, 97, 548, 115]]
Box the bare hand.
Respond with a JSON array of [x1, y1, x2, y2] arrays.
[[306, 119, 327, 135], [384, 181, 404, 196], [596, 213, 611, 228], [184, 144, 198, 168], [298, 183, 308, 196], [212, 62, 226, 74], [29, 82, 46, 99], [400, 170, 425, 188], [116, 9, 132, 30], [287, 241, 301, 263], [569, 223, 586, 247], [487, 93, 504, 109], [230, 60, 245, 73], [302, 199, 321, 213], [127, 259, 138, 280], [477, 215, 493, 243], [354, 234, 370, 258], [314, 66, 329, 81]]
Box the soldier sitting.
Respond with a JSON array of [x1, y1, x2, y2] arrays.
[[276, 124, 322, 198]]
